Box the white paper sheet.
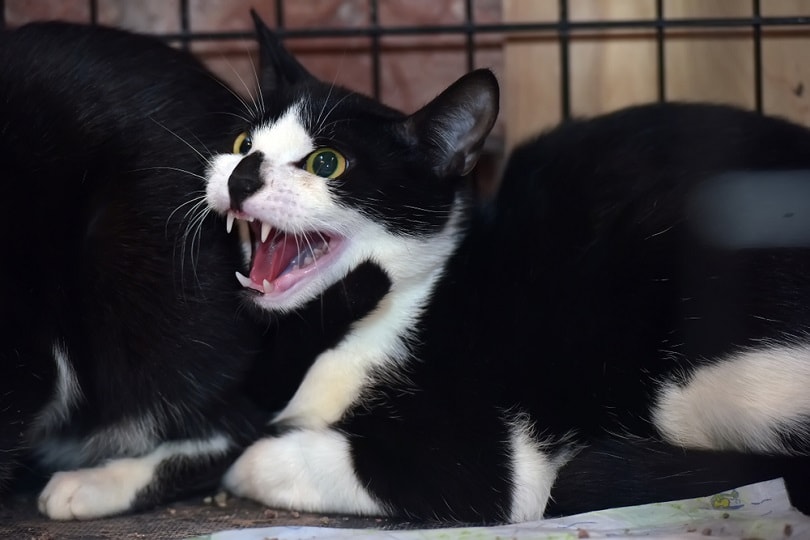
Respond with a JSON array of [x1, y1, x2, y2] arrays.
[[191, 478, 808, 540]]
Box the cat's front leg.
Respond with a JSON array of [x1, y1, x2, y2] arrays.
[[223, 428, 385, 516], [39, 459, 154, 520], [225, 415, 564, 523], [39, 436, 236, 520]]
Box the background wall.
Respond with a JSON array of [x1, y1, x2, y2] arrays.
[[6, 0, 810, 156], [504, 0, 810, 148]]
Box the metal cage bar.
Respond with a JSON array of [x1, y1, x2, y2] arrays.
[[655, 0, 666, 103], [89, 0, 98, 25], [558, 0, 571, 120], [752, 0, 764, 114], [40, 16, 808, 42], [369, 0, 381, 100], [464, 0, 476, 72], [275, 0, 285, 29], [179, 0, 190, 49]]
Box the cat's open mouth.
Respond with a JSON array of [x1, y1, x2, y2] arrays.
[[228, 213, 344, 296]]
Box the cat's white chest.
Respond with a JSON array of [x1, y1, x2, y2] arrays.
[[272, 287, 420, 428]]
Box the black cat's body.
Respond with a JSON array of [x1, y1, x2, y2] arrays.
[[207, 16, 810, 524], [338, 104, 810, 519], [0, 22, 270, 518]]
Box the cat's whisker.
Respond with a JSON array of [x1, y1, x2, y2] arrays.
[[271, 228, 284, 246], [313, 78, 337, 134], [183, 197, 213, 227], [167, 192, 209, 231], [312, 51, 348, 136], [293, 229, 304, 271], [186, 131, 214, 159], [219, 110, 254, 124], [314, 118, 352, 138], [170, 197, 208, 293], [244, 44, 266, 117], [313, 92, 355, 139], [180, 202, 214, 283], [223, 50, 263, 119], [148, 117, 212, 167], [205, 69, 258, 121], [177, 199, 209, 253], [401, 204, 452, 215], [133, 166, 206, 180]]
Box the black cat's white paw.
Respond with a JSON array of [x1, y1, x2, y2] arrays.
[[38, 460, 148, 520], [224, 430, 383, 515]]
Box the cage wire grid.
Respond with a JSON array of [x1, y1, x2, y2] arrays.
[[2, 0, 810, 119]]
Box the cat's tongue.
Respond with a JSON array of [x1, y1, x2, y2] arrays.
[[249, 232, 302, 290]]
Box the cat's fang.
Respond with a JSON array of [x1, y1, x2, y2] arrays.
[[235, 271, 252, 288], [263, 279, 274, 293], [261, 222, 272, 243], [226, 212, 236, 234]]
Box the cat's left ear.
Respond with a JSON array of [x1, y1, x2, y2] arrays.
[[403, 69, 499, 178], [251, 9, 315, 92]]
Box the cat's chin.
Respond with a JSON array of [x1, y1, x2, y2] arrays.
[[228, 214, 348, 311]]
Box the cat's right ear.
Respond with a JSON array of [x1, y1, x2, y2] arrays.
[[402, 69, 499, 180], [251, 10, 315, 92]]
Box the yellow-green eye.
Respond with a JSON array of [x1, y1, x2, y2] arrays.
[[233, 132, 252, 154], [305, 148, 346, 179]]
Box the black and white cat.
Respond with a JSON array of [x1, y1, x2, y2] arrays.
[[208, 15, 810, 523], [0, 21, 274, 519]]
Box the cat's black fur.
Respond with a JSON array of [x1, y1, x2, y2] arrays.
[[207, 15, 810, 524], [0, 21, 274, 519]]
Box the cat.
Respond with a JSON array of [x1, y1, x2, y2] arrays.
[[0, 20, 276, 520], [204, 13, 810, 524]]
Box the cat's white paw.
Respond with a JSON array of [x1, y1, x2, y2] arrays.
[[224, 430, 383, 515], [223, 438, 269, 502], [38, 461, 146, 520]]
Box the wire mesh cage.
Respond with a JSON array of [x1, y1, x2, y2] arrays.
[[4, 0, 810, 155]]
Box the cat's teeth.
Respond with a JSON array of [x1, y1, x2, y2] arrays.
[[262, 279, 274, 293], [226, 212, 235, 234], [235, 271, 252, 288], [260, 222, 271, 243]]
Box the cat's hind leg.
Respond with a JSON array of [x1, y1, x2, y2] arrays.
[[546, 437, 810, 516], [652, 343, 810, 455]]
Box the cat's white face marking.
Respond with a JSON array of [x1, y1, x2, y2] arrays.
[[251, 102, 315, 165], [224, 429, 384, 516], [33, 342, 82, 434], [38, 435, 232, 520], [653, 343, 810, 454], [206, 97, 464, 308], [207, 102, 363, 313]]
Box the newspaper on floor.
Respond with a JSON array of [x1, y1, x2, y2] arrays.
[[191, 478, 809, 540]]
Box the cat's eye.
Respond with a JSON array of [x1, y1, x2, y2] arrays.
[[233, 132, 252, 155], [304, 148, 347, 179]]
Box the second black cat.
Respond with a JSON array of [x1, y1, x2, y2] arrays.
[[0, 21, 267, 519]]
